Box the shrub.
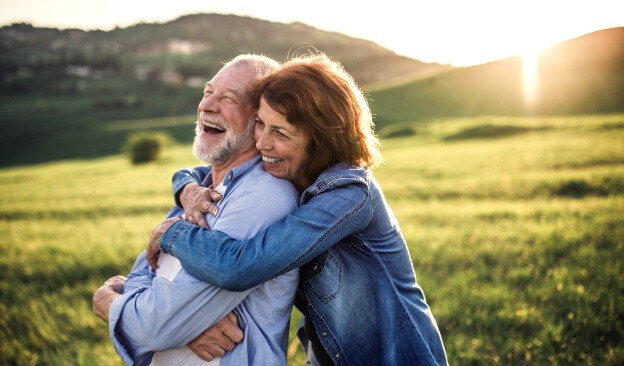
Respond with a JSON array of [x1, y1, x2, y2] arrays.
[[444, 124, 532, 141], [379, 122, 418, 139], [123, 131, 173, 164]]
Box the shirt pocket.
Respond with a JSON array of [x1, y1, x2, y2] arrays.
[[305, 250, 343, 304]]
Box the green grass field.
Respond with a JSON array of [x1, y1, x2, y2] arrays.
[[1, 114, 623, 365]]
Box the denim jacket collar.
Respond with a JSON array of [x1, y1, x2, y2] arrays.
[[300, 162, 368, 204]]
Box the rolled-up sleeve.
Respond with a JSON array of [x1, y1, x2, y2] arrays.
[[108, 258, 251, 364]]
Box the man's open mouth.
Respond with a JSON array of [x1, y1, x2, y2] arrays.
[[202, 121, 226, 134]]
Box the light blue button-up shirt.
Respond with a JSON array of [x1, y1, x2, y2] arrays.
[[108, 156, 300, 365]]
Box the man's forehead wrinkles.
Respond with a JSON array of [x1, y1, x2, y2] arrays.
[[204, 82, 243, 97]]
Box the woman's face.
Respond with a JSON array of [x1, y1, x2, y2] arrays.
[[254, 97, 312, 192]]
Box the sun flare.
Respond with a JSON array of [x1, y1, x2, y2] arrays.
[[522, 50, 539, 112]]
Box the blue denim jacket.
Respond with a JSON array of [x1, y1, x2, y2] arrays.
[[162, 163, 448, 365]]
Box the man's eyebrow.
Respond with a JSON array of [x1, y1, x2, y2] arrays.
[[203, 83, 242, 98], [226, 88, 243, 99]]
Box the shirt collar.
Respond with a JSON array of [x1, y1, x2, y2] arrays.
[[200, 155, 262, 189]]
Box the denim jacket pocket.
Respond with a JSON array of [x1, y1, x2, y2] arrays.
[[305, 251, 343, 304]]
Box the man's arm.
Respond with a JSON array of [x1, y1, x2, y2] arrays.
[[92, 252, 243, 363], [111, 166, 300, 363], [107, 259, 252, 363], [104, 226, 251, 364]]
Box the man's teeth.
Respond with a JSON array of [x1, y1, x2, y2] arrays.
[[202, 121, 225, 131], [262, 156, 283, 164]]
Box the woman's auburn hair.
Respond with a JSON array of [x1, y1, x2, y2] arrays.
[[250, 53, 382, 183]]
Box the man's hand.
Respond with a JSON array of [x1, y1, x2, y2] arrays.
[[181, 183, 222, 228], [188, 312, 243, 361], [92, 275, 127, 323], [146, 216, 182, 269]]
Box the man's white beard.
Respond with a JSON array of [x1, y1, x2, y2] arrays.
[[193, 118, 255, 165]]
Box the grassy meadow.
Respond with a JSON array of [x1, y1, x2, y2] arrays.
[[1, 113, 623, 365]]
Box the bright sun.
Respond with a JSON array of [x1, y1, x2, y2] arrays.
[[522, 49, 540, 112]]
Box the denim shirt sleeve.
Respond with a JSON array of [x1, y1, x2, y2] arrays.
[[108, 249, 251, 365], [171, 165, 211, 207], [160, 182, 371, 291]]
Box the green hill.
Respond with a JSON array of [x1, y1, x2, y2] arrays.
[[369, 27, 624, 125], [0, 13, 450, 167], [2, 16, 623, 167]]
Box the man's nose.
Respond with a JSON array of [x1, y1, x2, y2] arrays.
[[198, 94, 218, 113]]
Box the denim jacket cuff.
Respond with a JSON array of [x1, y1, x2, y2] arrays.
[[159, 219, 191, 254]]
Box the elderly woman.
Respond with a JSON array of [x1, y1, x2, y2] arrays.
[[149, 54, 448, 365]]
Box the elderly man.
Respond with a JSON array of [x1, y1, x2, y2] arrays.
[[92, 54, 299, 366]]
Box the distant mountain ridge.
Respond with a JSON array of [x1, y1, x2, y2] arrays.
[[0, 13, 452, 166], [0, 13, 451, 91], [1, 15, 622, 167]]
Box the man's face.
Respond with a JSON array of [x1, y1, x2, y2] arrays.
[[192, 64, 256, 165]]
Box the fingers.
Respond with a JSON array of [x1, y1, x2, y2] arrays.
[[182, 185, 221, 219], [188, 338, 227, 361], [202, 201, 219, 215], [207, 189, 223, 203], [219, 312, 244, 343], [188, 312, 243, 361], [186, 211, 211, 228], [146, 232, 161, 269], [146, 216, 181, 269], [197, 214, 210, 228], [146, 248, 160, 270], [104, 275, 127, 285], [188, 328, 233, 361], [104, 275, 127, 292]]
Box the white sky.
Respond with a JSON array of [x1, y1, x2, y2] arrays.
[[1, 0, 622, 66]]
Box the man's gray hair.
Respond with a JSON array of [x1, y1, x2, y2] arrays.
[[224, 54, 280, 82]]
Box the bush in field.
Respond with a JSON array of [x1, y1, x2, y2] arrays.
[[123, 131, 173, 164], [378, 122, 419, 139]]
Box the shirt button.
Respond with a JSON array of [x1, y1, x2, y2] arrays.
[[312, 266, 318, 270], [335, 354, 340, 359], [322, 332, 328, 336], [227, 172, 233, 180]]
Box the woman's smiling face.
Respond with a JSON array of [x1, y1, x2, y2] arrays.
[[254, 97, 312, 192]]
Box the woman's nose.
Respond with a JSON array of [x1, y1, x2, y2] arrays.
[[255, 130, 271, 151]]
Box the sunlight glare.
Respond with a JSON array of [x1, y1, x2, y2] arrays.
[[523, 49, 539, 112]]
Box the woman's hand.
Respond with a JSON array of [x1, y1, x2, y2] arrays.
[[146, 216, 182, 269], [188, 312, 243, 361], [180, 183, 223, 228]]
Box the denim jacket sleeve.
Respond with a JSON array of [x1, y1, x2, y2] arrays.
[[160, 181, 371, 291], [171, 165, 211, 207]]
